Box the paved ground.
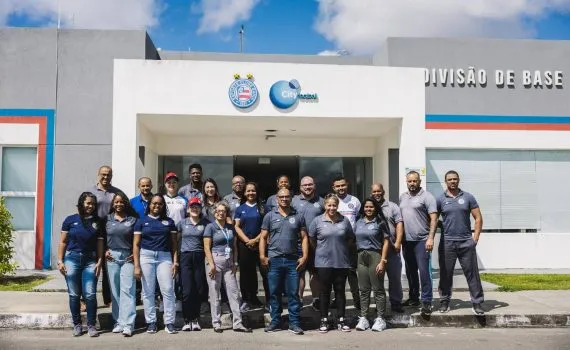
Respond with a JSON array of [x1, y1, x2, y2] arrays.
[[1, 328, 569, 350]]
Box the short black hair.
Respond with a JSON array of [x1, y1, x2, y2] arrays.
[[275, 174, 289, 184], [331, 175, 347, 185], [188, 163, 202, 172], [406, 170, 420, 178], [444, 170, 460, 180]]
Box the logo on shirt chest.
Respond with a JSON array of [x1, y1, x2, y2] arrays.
[[161, 220, 169, 226], [92, 222, 98, 229], [458, 198, 465, 205], [124, 221, 132, 227], [367, 224, 375, 230], [314, 202, 321, 208], [289, 217, 296, 224], [348, 203, 355, 209], [197, 225, 204, 232], [73, 222, 79, 226]]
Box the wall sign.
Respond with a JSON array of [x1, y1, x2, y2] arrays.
[[269, 79, 318, 109], [229, 73, 259, 108], [424, 67, 563, 88]]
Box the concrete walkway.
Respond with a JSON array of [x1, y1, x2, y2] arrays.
[[1, 269, 569, 329]]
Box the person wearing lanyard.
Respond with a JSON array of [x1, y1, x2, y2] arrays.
[[204, 201, 252, 333], [57, 192, 104, 337], [178, 197, 210, 331], [234, 182, 269, 312], [104, 191, 138, 337], [354, 198, 390, 332], [309, 193, 356, 333], [133, 194, 179, 335]]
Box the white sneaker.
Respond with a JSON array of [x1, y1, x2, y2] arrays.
[[182, 322, 192, 331], [355, 317, 370, 331], [112, 324, 123, 333], [191, 320, 201, 331], [122, 327, 132, 337], [371, 317, 387, 332]]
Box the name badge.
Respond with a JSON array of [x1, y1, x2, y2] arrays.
[[224, 246, 232, 259]]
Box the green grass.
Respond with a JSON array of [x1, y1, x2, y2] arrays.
[[480, 273, 570, 292], [0, 275, 52, 291]]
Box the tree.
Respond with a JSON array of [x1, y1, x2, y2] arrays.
[[0, 197, 17, 276]]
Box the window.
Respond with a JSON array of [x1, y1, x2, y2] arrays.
[[0, 147, 37, 231], [427, 149, 570, 233]]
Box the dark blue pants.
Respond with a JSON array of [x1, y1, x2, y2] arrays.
[[438, 239, 484, 304], [180, 251, 206, 322], [403, 240, 433, 303], [267, 257, 301, 328], [386, 247, 403, 308]]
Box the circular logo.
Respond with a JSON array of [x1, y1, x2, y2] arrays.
[[124, 221, 132, 227], [229, 79, 258, 108], [289, 217, 296, 224], [161, 220, 169, 226], [367, 224, 375, 230], [92, 222, 98, 229], [197, 225, 204, 232], [269, 80, 299, 109], [348, 203, 355, 209], [314, 202, 321, 208], [458, 198, 465, 205]]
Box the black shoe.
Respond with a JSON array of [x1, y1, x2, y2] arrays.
[[402, 299, 420, 307], [420, 302, 432, 315], [312, 298, 321, 311], [329, 298, 337, 309], [264, 323, 280, 333], [289, 325, 304, 335], [472, 303, 485, 316], [438, 301, 450, 313], [318, 318, 329, 333]]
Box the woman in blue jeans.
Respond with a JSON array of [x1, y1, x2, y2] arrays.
[[104, 191, 138, 336], [57, 192, 104, 337], [133, 194, 179, 335]]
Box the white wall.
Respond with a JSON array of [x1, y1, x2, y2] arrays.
[[426, 129, 570, 149], [0, 123, 39, 270], [113, 60, 426, 196]]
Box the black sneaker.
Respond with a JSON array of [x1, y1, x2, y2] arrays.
[[402, 299, 420, 307], [420, 302, 432, 315], [264, 323, 280, 333], [472, 303, 485, 316], [146, 322, 157, 334], [438, 301, 450, 313], [289, 325, 304, 335], [318, 318, 329, 333], [337, 317, 351, 332], [311, 298, 320, 311]]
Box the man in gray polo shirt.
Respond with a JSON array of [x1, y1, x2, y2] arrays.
[[399, 171, 437, 315], [89, 165, 123, 307], [436, 170, 484, 315], [259, 188, 308, 335], [371, 182, 404, 313], [178, 163, 204, 202], [292, 176, 324, 308], [223, 175, 245, 219], [264, 175, 290, 213]]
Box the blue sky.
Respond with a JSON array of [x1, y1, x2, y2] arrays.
[[3, 0, 570, 55]]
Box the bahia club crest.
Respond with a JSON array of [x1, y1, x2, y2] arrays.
[[229, 73, 259, 108]]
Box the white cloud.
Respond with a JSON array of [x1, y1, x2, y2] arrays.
[[0, 0, 162, 29], [193, 0, 260, 34], [315, 0, 570, 54]]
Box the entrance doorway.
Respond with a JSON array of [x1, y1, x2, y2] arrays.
[[233, 156, 299, 201]]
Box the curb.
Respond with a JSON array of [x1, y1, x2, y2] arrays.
[[1, 308, 569, 330]]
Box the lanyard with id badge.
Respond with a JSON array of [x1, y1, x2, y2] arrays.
[[215, 221, 232, 259]]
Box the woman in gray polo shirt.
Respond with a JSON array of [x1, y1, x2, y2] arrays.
[[354, 198, 390, 332], [204, 201, 251, 333], [308, 194, 355, 333], [104, 191, 138, 337]]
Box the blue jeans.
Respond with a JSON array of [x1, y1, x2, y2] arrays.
[[106, 249, 136, 329], [267, 257, 301, 328], [64, 250, 98, 326], [140, 249, 176, 325]]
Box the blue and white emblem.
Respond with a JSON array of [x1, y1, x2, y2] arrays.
[[229, 74, 258, 108]]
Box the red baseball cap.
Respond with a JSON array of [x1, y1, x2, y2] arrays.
[[188, 197, 202, 207], [164, 172, 179, 183]]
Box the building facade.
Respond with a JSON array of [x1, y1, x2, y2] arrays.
[[1, 28, 568, 269]]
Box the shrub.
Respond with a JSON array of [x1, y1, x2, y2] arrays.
[[0, 197, 17, 276]]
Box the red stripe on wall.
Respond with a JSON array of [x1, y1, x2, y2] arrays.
[[0, 117, 46, 269], [426, 122, 570, 131]]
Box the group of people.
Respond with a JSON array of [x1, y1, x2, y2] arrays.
[[57, 162, 485, 338]]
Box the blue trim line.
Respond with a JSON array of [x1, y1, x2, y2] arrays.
[[0, 109, 55, 269], [426, 114, 570, 124]]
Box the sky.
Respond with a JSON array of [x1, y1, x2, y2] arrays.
[[2, 0, 570, 55]]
